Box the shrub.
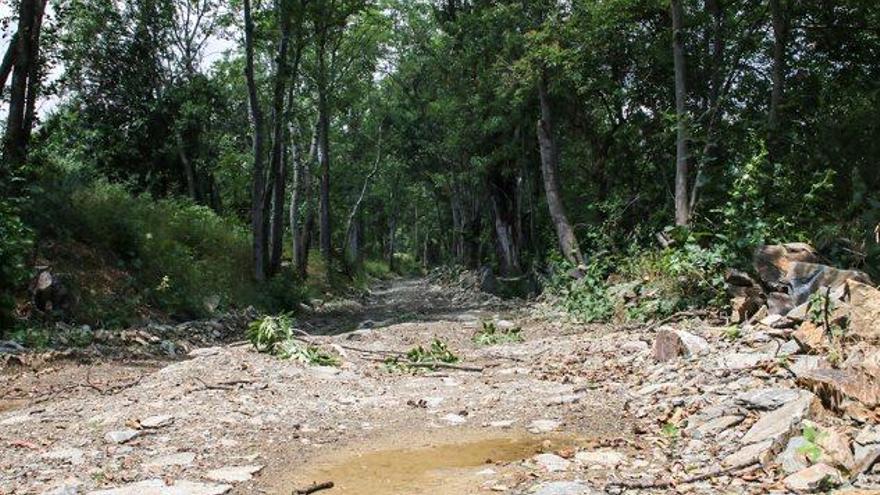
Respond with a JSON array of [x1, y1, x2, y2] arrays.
[[0, 199, 32, 332]]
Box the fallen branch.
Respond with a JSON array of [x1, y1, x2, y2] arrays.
[[645, 309, 713, 332], [293, 481, 334, 494], [85, 370, 144, 396], [190, 377, 256, 391], [604, 459, 759, 490]]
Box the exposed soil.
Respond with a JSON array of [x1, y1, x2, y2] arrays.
[[0, 279, 632, 495]]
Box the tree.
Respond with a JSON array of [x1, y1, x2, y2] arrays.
[[243, 0, 268, 281], [671, 0, 690, 227]]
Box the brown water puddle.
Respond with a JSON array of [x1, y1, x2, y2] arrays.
[[278, 432, 581, 495]]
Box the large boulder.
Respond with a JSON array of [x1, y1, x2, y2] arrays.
[[754, 243, 820, 289], [784, 262, 871, 306], [29, 268, 73, 314], [796, 367, 880, 410]]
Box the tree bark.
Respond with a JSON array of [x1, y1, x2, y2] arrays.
[[343, 127, 382, 271], [22, 0, 46, 134], [268, 3, 294, 277], [536, 70, 585, 267], [768, 0, 788, 152], [0, 33, 18, 98], [3, 0, 37, 169], [671, 0, 690, 227], [316, 35, 332, 262], [291, 124, 317, 278], [243, 0, 268, 281]]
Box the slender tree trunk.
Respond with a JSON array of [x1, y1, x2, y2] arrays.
[[22, 0, 46, 135], [671, 0, 690, 226], [536, 70, 585, 267], [243, 0, 268, 281], [768, 0, 788, 152], [343, 127, 382, 271], [0, 33, 18, 98], [316, 37, 332, 262], [4, 0, 37, 169], [268, 5, 294, 277]]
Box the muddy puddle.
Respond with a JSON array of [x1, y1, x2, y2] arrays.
[[276, 431, 583, 495]]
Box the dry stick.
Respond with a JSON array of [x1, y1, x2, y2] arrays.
[[605, 459, 759, 490], [293, 481, 334, 494], [364, 357, 483, 372]]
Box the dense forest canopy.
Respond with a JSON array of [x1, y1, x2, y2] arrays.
[[1, 0, 879, 329]]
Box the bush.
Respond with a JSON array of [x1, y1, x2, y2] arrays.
[[0, 199, 32, 332]]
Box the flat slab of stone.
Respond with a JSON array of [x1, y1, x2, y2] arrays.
[[574, 450, 625, 468], [723, 439, 774, 467], [87, 479, 231, 495], [735, 388, 802, 410], [691, 415, 743, 439], [144, 452, 196, 468], [141, 415, 175, 429], [533, 453, 571, 472], [528, 419, 560, 434], [104, 429, 140, 444], [740, 391, 817, 446], [204, 465, 264, 483], [531, 481, 591, 495], [783, 463, 842, 493]]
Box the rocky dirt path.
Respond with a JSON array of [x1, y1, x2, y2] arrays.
[[1, 278, 878, 495]]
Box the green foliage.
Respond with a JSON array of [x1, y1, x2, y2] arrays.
[[384, 338, 459, 372], [248, 314, 340, 366], [276, 339, 341, 367], [247, 314, 295, 353], [473, 321, 524, 346], [0, 199, 33, 332], [548, 256, 614, 323], [9, 327, 51, 350], [798, 425, 827, 464]]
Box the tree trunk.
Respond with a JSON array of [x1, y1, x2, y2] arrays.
[[316, 37, 332, 262], [268, 5, 293, 277], [343, 127, 382, 271], [671, 0, 690, 227], [0, 33, 18, 98], [4, 0, 37, 169], [243, 0, 268, 281], [292, 125, 317, 279], [768, 0, 788, 152], [22, 0, 46, 135], [536, 70, 585, 267]]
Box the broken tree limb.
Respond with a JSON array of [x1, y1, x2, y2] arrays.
[[604, 459, 759, 490], [293, 481, 334, 494]]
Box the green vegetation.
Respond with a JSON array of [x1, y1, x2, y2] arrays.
[[2, 0, 879, 332], [384, 339, 460, 372], [247, 314, 339, 366], [473, 321, 525, 346], [798, 424, 827, 464]]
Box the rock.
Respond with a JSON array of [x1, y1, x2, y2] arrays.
[[854, 425, 880, 474], [441, 413, 467, 425], [479, 266, 497, 294], [788, 301, 811, 322], [30, 268, 73, 314], [652, 328, 709, 362], [144, 452, 196, 468], [720, 352, 772, 370], [793, 321, 828, 353], [768, 293, 795, 316], [778, 436, 811, 474], [790, 355, 829, 378], [731, 295, 763, 323], [785, 262, 871, 306], [620, 340, 649, 354], [346, 329, 374, 341], [848, 280, 880, 343], [533, 453, 571, 472], [754, 243, 820, 288], [104, 429, 140, 444], [735, 388, 802, 410], [801, 421, 856, 471], [574, 449, 626, 468], [797, 367, 880, 409], [204, 465, 264, 483], [782, 463, 842, 493], [0, 340, 26, 354], [42, 448, 85, 465], [140, 415, 174, 429], [528, 419, 560, 434], [531, 481, 590, 495], [87, 479, 232, 495], [723, 439, 775, 467], [690, 415, 744, 439], [740, 391, 818, 447]]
